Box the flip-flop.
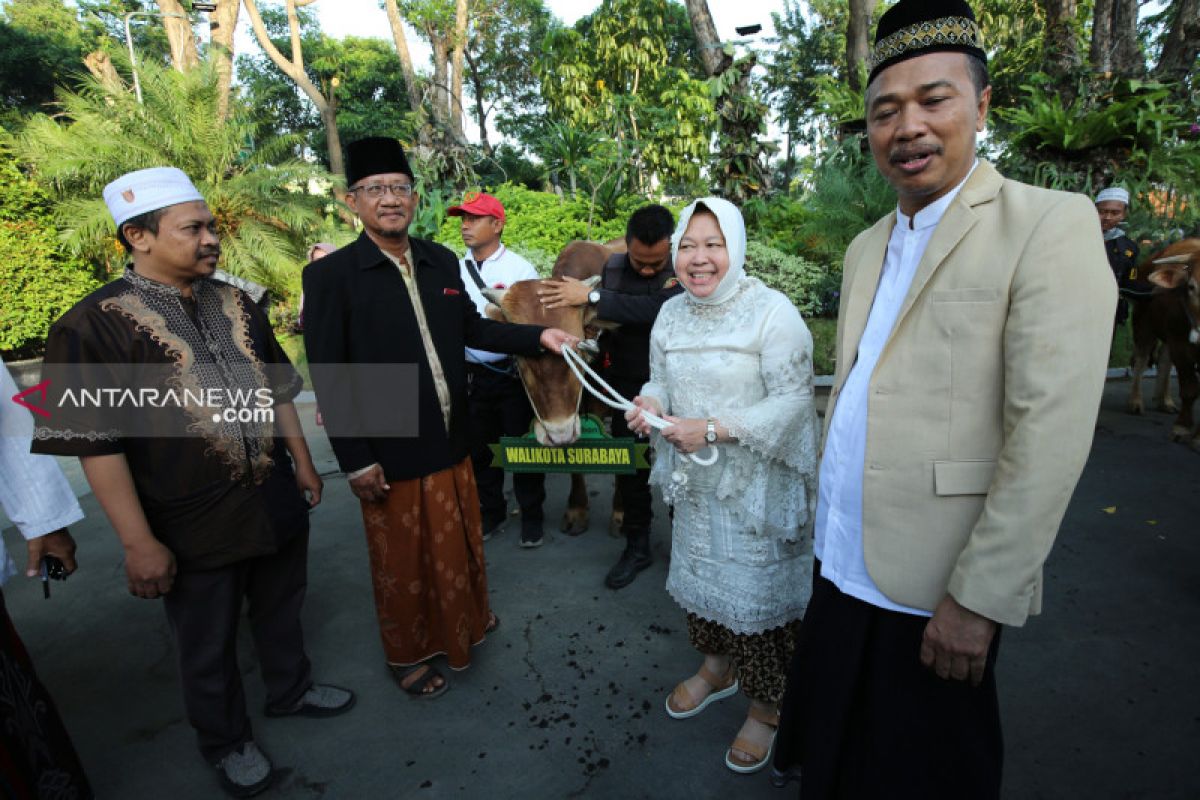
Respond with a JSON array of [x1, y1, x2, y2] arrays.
[[391, 664, 449, 700]]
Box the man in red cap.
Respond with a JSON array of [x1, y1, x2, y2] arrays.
[[449, 192, 548, 548]]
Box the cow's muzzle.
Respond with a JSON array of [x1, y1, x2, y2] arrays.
[[534, 416, 581, 447]]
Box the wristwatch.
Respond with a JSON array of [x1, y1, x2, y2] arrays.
[[705, 419, 718, 444], [588, 289, 601, 305]]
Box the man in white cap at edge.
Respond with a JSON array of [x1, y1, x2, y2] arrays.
[[1095, 186, 1139, 328], [32, 166, 354, 798]]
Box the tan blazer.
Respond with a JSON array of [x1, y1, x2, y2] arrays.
[[825, 161, 1117, 626]]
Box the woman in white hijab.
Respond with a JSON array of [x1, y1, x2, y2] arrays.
[[627, 198, 819, 773]]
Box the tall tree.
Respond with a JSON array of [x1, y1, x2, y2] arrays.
[[463, 0, 551, 153], [398, 0, 469, 144], [237, 10, 417, 162], [382, 0, 425, 116], [1090, 0, 1143, 77], [1155, 0, 1200, 83], [846, 0, 871, 91], [155, 0, 199, 71], [537, 0, 712, 193], [449, 0, 467, 140], [243, 0, 347, 186], [206, 0, 240, 120], [682, 0, 729, 76], [684, 0, 774, 201], [1037, 0, 1080, 75]]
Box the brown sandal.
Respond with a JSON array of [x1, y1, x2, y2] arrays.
[[665, 662, 739, 719], [391, 663, 449, 700], [725, 704, 779, 774]]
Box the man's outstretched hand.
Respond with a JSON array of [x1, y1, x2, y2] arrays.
[[539, 328, 580, 355]]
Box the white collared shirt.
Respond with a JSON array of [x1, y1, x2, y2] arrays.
[[814, 161, 978, 616], [0, 357, 84, 586], [459, 244, 539, 364]]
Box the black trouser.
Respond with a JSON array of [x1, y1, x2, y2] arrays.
[[467, 361, 545, 521], [163, 528, 312, 762], [608, 376, 653, 534], [774, 560, 1003, 799]]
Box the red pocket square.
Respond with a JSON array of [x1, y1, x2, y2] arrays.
[[443, 288, 460, 296]]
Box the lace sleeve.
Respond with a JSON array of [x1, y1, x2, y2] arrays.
[[638, 324, 670, 414], [720, 298, 820, 474]]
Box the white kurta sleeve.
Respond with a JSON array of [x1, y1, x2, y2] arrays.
[[0, 359, 85, 557]]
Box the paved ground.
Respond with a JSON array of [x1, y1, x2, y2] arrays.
[[2, 378, 1198, 799]]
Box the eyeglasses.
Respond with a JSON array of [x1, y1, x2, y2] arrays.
[[352, 182, 415, 199]]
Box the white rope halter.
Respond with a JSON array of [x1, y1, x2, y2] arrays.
[[562, 342, 719, 466]]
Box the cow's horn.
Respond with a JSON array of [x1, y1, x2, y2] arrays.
[[482, 286, 508, 305], [583, 275, 601, 288], [1151, 255, 1193, 265]]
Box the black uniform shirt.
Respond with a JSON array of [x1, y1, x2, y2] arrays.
[[594, 252, 684, 384]]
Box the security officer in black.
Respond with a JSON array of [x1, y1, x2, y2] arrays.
[[1096, 187, 1139, 326], [539, 205, 683, 589]]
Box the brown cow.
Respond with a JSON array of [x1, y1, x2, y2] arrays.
[[485, 239, 629, 535], [548, 240, 629, 535], [1126, 238, 1200, 449], [482, 277, 600, 446]]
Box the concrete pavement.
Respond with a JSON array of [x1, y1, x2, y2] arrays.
[[2, 378, 1197, 799]]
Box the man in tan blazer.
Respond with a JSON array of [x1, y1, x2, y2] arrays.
[[772, 1, 1116, 797]]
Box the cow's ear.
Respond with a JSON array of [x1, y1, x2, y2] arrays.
[[1148, 264, 1188, 290], [485, 303, 508, 321], [482, 286, 508, 305]]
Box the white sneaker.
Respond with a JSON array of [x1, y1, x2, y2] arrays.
[[213, 741, 272, 798]]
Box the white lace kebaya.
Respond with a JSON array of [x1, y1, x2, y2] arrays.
[[640, 199, 820, 635]]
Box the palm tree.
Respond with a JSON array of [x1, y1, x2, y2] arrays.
[[17, 59, 335, 302]]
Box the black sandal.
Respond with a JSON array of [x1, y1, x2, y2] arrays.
[[485, 612, 500, 635], [391, 664, 449, 700]]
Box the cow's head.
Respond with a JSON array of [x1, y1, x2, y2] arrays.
[[1149, 250, 1200, 345], [484, 277, 606, 446]]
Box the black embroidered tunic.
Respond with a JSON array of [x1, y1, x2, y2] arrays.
[[32, 269, 308, 571]]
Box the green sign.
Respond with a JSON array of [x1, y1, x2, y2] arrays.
[[489, 414, 650, 474]]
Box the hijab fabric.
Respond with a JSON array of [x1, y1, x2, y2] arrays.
[[671, 197, 747, 306]]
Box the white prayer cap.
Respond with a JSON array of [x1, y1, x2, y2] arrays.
[[103, 167, 205, 229], [1095, 187, 1130, 207]]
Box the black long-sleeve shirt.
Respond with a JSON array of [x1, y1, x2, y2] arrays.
[[595, 252, 683, 383]]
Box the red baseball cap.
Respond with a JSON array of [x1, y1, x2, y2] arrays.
[[447, 191, 506, 224]]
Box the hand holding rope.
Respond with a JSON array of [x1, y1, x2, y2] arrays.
[[562, 343, 719, 466]]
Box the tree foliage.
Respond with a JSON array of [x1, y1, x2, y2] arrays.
[[535, 0, 713, 193], [17, 60, 331, 301], [0, 128, 99, 358], [238, 5, 418, 166]]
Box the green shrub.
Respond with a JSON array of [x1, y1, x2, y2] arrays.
[[432, 183, 647, 274], [806, 317, 837, 376], [0, 132, 99, 358], [745, 240, 840, 318]]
